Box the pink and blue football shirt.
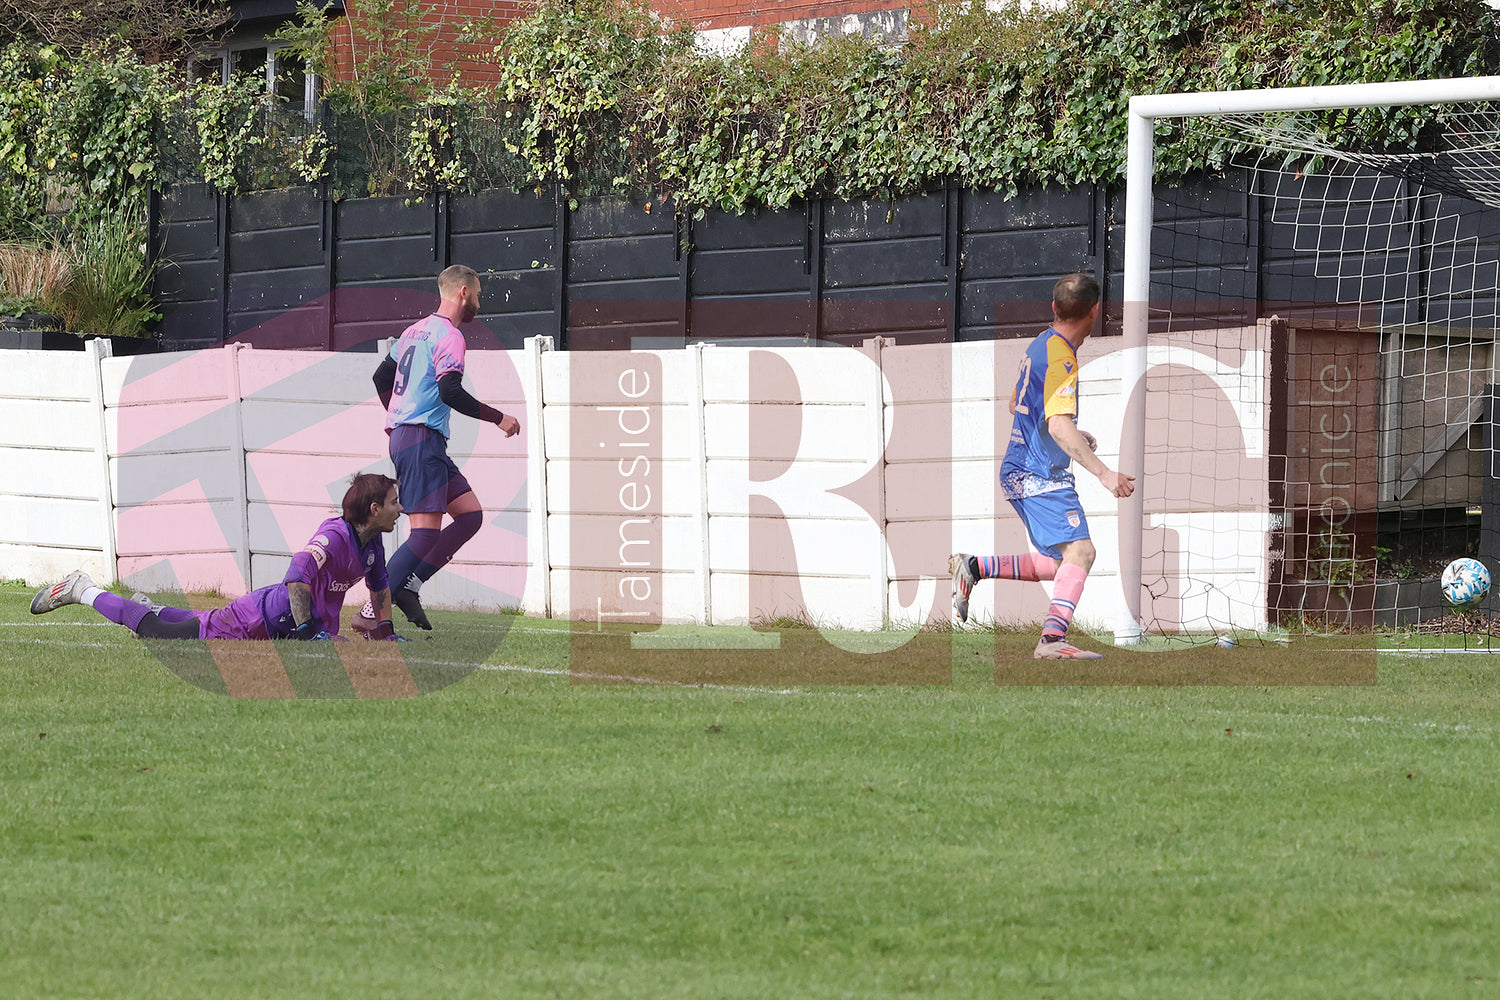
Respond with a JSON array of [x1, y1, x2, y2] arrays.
[[385, 314, 467, 438]]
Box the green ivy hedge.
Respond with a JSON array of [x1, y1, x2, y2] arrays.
[[2, 0, 1498, 230]]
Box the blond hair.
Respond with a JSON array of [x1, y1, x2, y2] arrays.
[[437, 264, 479, 300]]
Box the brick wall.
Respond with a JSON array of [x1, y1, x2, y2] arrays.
[[328, 0, 532, 89], [654, 0, 918, 31], [323, 1, 925, 90]]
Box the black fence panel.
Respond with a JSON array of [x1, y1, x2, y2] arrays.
[[228, 187, 327, 345], [331, 195, 443, 351], [451, 187, 558, 350], [689, 203, 813, 346], [1121, 171, 1258, 336], [566, 196, 685, 351], [155, 184, 222, 351], [964, 184, 1097, 341], [821, 192, 951, 346], [151, 172, 1500, 353], [1420, 198, 1500, 327]]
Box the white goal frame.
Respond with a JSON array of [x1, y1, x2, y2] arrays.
[[1117, 75, 1500, 644]]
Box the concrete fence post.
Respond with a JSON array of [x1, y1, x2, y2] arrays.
[[85, 337, 117, 584], [861, 336, 895, 627], [690, 342, 714, 625], [524, 335, 553, 618], [225, 342, 251, 591]]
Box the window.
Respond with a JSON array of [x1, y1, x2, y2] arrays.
[[273, 51, 308, 106], [192, 39, 320, 118]]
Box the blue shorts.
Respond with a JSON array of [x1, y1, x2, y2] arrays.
[[389, 423, 473, 514], [1007, 487, 1090, 560]]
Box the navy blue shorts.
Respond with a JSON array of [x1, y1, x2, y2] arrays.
[[389, 423, 473, 514], [1007, 487, 1090, 560]]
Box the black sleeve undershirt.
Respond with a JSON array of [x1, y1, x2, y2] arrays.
[[372, 355, 397, 410], [437, 371, 506, 424]]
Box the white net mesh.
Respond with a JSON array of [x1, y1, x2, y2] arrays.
[[1141, 100, 1500, 643]]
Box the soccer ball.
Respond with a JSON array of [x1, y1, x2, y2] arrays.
[[1440, 557, 1491, 609]]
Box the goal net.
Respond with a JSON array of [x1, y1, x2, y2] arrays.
[[1119, 78, 1500, 645]]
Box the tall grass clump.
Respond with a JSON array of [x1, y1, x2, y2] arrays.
[[0, 239, 72, 319], [43, 205, 159, 338]]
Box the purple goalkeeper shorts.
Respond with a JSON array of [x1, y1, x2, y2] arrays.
[[389, 423, 473, 514], [196, 586, 297, 640], [197, 602, 266, 641]]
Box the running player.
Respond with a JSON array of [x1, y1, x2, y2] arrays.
[[950, 273, 1135, 660], [358, 264, 520, 632]]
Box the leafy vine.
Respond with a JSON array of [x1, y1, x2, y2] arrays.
[[0, 0, 1497, 227]]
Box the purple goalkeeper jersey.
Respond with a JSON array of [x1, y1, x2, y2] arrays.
[[197, 516, 390, 640]]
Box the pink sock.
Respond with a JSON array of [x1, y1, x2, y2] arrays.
[[1041, 563, 1088, 640], [974, 554, 1059, 582]]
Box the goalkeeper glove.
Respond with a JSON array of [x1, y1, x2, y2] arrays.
[[290, 620, 332, 641]]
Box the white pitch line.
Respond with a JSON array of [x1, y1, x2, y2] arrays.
[[1372, 646, 1500, 656], [6, 626, 1500, 715], [2, 621, 128, 628], [0, 633, 838, 697], [1028, 694, 1500, 737], [0, 637, 121, 650]]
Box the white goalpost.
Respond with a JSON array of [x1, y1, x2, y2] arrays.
[[1116, 75, 1500, 645]]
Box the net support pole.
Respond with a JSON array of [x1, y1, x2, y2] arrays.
[[1116, 107, 1153, 645], [1118, 75, 1500, 645]]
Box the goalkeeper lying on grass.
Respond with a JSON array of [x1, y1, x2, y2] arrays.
[[31, 473, 410, 642]]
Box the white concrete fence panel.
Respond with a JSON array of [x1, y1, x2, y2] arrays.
[[0, 326, 1272, 633]]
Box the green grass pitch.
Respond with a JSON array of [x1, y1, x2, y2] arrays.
[[2, 581, 1498, 998]]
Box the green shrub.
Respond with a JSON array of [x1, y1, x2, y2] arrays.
[[0, 46, 61, 236], [42, 205, 159, 338], [7, 0, 1500, 220]]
